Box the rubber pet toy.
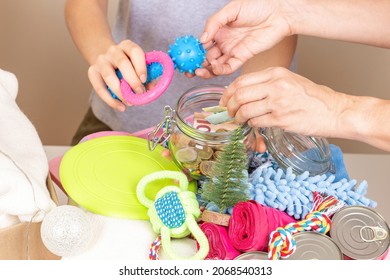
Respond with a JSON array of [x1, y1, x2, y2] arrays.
[[168, 35, 206, 74], [249, 166, 377, 220], [136, 170, 209, 260], [108, 50, 174, 106], [268, 192, 343, 260]]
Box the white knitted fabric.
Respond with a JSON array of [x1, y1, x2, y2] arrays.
[[0, 68, 55, 228]]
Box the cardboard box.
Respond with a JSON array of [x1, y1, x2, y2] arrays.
[[0, 176, 61, 260]]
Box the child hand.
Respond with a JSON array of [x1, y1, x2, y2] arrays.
[[87, 40, 147, 111]]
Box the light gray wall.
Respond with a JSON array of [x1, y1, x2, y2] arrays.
[[1, 1, 389, 155]]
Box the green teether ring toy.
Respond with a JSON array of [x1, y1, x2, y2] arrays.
[[136, 170, 209, 260]]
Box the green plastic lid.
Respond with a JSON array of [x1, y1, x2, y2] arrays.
[[59, 135, 196, 220]]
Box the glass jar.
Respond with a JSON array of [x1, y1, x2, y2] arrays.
[[148, 85, 333, 180], [148, 85, 253, 180], [261, 127, 333, 176]]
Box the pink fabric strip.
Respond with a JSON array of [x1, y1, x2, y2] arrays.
[[199, 222, 241, 260], [228, 200, 296, 252]]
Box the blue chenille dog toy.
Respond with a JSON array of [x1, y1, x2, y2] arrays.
[[199, 146, 377, 219], [248, 166, 377, 220], [168, 35, 206, 74]]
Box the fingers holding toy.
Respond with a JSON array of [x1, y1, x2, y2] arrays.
[[194, 51, 218, 78], [87, 40, 147, 109], [115, 40, 147, 93], [101, 35, 210, 107], [106, 51, 174, 106], [99, 40, 145, 92], [199, 0, 295, 76], [200, 27, 255, 76], [194, 66, 215, 79], [88, 66, 126, 112]]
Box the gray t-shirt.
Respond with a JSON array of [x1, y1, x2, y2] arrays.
[[91, 0, 239, 132]]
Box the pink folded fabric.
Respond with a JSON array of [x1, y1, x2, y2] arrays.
[[199, 222, 241, 260], [228, 200, 296, 252]]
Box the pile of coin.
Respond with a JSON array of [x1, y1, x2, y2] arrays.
[[171, 134, 224, 178]]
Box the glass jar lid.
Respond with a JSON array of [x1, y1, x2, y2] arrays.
[[261, 127, 332, 176]]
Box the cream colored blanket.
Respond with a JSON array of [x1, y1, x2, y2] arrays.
[[0, 69, 55, 228]]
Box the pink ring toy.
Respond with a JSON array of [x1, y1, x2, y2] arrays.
[[120, 50, 174, 106]]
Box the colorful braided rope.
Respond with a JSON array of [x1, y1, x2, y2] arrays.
[[268, 192, 341, 260], [149, 235, 162, 260]]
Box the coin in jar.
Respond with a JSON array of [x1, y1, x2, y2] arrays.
[[196, 146, 214, 160], [175, 147, 198, 163], [199, 160, 215, 177], [213, 144, 225, 151], [213, 150, 223, 160], [182, 157, 201, 170]]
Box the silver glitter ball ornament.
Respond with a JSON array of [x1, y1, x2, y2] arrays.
[[41, 205, 92, 257]]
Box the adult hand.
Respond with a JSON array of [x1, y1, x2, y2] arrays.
[[200, 0, 293, 76], [244, 128, 267, 153], [87, 40, 147, 111], [220, 67, 349, 138]]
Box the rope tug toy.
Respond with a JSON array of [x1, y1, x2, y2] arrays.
[[267, 192, 344, 260], [136, 170, 209, 260]]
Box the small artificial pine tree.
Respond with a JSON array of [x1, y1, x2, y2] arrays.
[[200, 125, 250, 213]]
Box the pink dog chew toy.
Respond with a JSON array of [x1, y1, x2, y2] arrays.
[[120, 50, 174, 106]]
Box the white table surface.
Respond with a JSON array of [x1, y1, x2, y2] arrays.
[[44, 145, 390, 260]]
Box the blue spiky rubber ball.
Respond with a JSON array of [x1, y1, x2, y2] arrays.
[[145, 62, 163, 84], [168, 35, 206, 74]]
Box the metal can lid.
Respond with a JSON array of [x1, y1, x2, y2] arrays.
[[234, 251, 269, 260], [286, 232, 343, 260], [330, 206, 390, 260]]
